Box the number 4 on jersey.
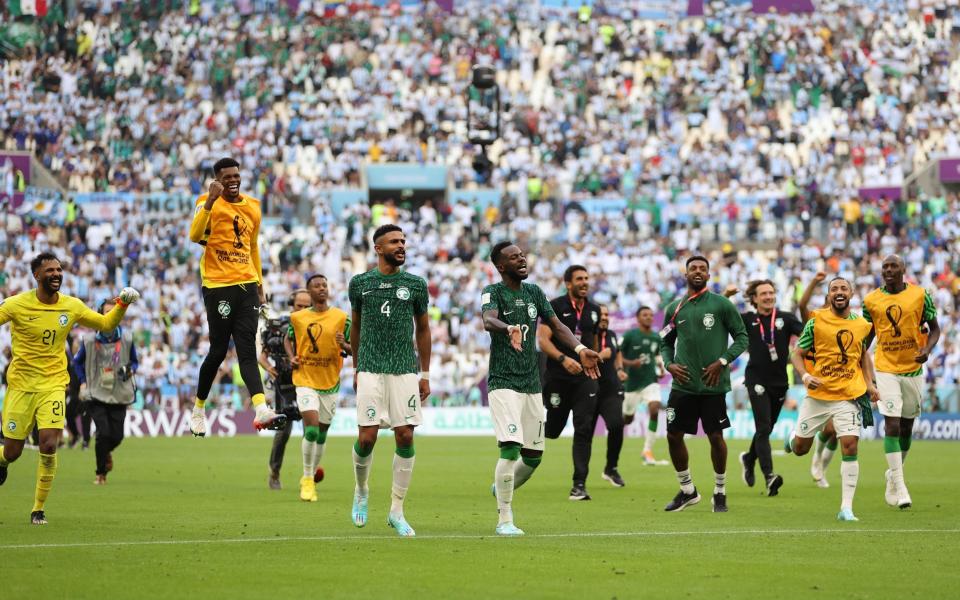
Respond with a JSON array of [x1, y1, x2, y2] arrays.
[[381, 300, 391, 317]]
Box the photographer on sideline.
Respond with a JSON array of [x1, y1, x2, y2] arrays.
[[262, 289, 311, 489], [73, 299, 139, 485]]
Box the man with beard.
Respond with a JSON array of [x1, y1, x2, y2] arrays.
[[482, 242, 600, 535], [660, 256, 748, 513], [786, 277, 879, 521], [734, 279, 804, 497], [348, 224, 431, 537], [188, 157, 285, 436], [862, 255, 940, 509], [0, 252, 140, 524], [537, 265, 604, 501]]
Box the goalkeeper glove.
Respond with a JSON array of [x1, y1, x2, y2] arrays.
[[117, 287, 141, 307]]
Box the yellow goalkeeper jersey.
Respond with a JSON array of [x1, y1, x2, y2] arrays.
[[0, 290, 126, 391]]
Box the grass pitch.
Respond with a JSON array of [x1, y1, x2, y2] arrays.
[[3, 435, 959, 599]]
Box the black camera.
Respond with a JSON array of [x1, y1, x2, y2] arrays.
[[261, 316, 301, 422], [118, 365, 133, 382]]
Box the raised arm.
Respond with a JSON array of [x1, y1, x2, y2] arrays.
[[798, 271, 826, 323]]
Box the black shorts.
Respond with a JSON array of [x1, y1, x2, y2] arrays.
[[666, 390, 730, 435], [202, 284, 260, 342]]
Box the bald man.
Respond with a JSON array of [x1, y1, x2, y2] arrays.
[[863, 255, 940, 510]]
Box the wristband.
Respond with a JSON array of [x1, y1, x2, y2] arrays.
[[801, 373, 812, 385], [574, 344, 587, 354], [419, 371, 430, 380]]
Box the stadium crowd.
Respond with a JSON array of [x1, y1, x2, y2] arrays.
[[1, 0, 959, 411]]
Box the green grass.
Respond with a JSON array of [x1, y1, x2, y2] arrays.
[[3, 435, 959, 599]]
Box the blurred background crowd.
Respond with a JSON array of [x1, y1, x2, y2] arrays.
[[1, 0, 958, 412]]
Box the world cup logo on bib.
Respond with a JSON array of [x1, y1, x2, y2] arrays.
[[885, 304, 903, 338], [306, 323, 323, 353], [233, 215, 247, 249], [836, 329, 854, 365]]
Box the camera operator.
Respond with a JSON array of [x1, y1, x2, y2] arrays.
[[263, 289, 311, 490], [72, 299, 139, 485]]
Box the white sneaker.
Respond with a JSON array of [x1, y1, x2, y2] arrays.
[[896, 485, 912, 509], [884, 469, 898, 506], [190, 406, 207, 437], [253, 405, 287, 431]]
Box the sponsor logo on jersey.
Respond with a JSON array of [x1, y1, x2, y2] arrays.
[[218, 301, 231, 319], [702, 313, 715, 329], [527, 304, 537, 319], [396, 287, 410, 300], [58, 314, 68, 327]]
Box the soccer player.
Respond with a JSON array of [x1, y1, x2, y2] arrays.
[[798, 271, 839, 488], [482, 242, 600, 535], [786, 277, 879, 521], [187, 157, 285, 436], [348, 224, 431, 537], [621, 306, 665, 465], [285, 274, 351, 503], [538, 265, 603, 501], [863, 255, 940, 509], [0, 252, 140, 524], [735, 279, 804, 496], [660, 256, 748, 513]]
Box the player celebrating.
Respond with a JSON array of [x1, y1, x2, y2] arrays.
[[188, 157, 285, 436], [787, 277, 879, 521], [482, 242, 600, 535], [0, 252, 140, 524], [863, 255, 940, 509], [348, 224, 431, 537], [734, 279, 804, 496], [660, 256, 748, 513], [285, 274, 351, 503], [621, 306, 665, 465]]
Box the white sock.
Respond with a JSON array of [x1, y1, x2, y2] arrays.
[[812, 434, 825, 458], [353, 447, 373, 496], [714, 472, 726, 495], [644, 426, 655, 452], [513, 460, 537, 490], [885, 450, 904, 487], [495, 459, 516, 525], [390, 454, 415, 515], [676, 469, 695, 495], [302, 438, 318, 478], [840, 459, 859, 510], [821, 446, 836, 471]]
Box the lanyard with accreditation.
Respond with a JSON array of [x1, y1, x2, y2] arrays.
[[756, 307, 779, 361], [659, 288, 708, 339]]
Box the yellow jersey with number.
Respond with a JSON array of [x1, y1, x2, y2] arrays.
[[863, 285, 936, 375], [288, 307, 350, 392], [0, 290, 125, 391], [797, 309, 873, 401]]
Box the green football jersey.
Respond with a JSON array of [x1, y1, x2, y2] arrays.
[[348, 269, 428, 375], [481, 282, 555, 394], [620, 328, 661, 391]]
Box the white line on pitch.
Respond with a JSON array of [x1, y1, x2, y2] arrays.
[[3, 528, 959, 550]]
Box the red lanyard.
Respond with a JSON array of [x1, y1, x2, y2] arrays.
[[569, 295, 584, 322], [600, 332, 607, 352], [757, 308, 777, 346], [95, 339, 122, 366], [669, 288, 708, 326]]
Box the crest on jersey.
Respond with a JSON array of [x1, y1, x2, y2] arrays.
[[650, 342, 658, 353], [666, 408, 675, 423], [507, 424, 517, 434], [549, 393, 561, 407], [6, 420, 16, 432], [591, 311, 598, 323], [775, 318, 784, 330], [366, 407, 376, 420], [218, 301, 231, 319], [702, 313, 715, 329], [396, 287, 410, 301], [527, 304, 537, 319], [58, 314, 68, 327]]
